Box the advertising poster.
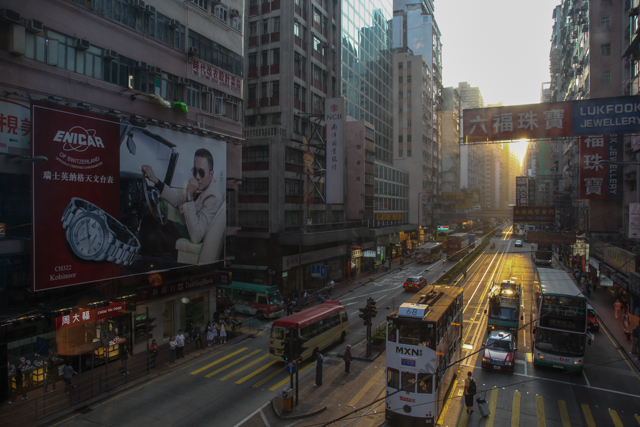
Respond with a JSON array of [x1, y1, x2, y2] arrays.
[[579, 134, 620, 199], [325, 98, 345, 204], [31, 102, 226, 291]]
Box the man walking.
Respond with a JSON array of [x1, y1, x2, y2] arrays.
[[343, 345, 352, 374], [8, 368, 27, 403], [463, 371, 476, 415], [313, 347, 323, 386], [176, 329, 186, 359], [63, 360, 77, 394], [193, 322, 203, 350]]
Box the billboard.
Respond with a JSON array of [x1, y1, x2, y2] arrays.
[[31, 102, 226, 291], [325, 98, 345, 204], [462, 96, 640, 143], [527, 231, 576, 244], [579, 134, 620, 199], [0, 97, 31, 153], [512, 206, 556, 223], [516, 176, 528, 206], [439, 212, 468, 222]]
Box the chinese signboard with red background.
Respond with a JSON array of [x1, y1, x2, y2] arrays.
[[527, 231, 577, 244], [579, 134, 620, 199]]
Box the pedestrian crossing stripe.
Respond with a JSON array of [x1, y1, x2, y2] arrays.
[[205, 349, 261, 378], [485, 388, 499, 427], [609, 409, 624, 427], [511, 391, 520, 427], [252, 366, 284, 388], [347, 368, 385, 408], [268, 361, 314, 391], [219, 354, 270, 381], [236, 360, 278, 384], [536, 395, 546, 427], [581, 404, 596, 427], [190, 347, 248, 375], [558, 400, 570, 427]]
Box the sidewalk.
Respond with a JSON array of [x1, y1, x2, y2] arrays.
[[552, 255, 640, 372]]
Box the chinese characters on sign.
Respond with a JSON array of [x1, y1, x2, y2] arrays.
[[325, 98, 344, 204], [527, 231, 577, 244], [0, 98, 31, 153], [55, 302, 125, 330], [579, 134, 620, 199], [516, 176, 528, 206], [191, 60, 242, 93], [512, 206, 556, 223], [376, 213, 402, 221]]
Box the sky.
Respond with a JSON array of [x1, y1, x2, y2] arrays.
[[436, 0, 561, 163]]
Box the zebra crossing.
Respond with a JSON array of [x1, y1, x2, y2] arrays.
[[457, 386, 640, 427]]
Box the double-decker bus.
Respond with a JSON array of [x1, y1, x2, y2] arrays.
[[446, 233, 470, 261], [533, 242, 553, 266], [531, 268, 591, 371], [386, 286, 463, 427], [415, 242, 444, 264], [487, 279, 521, 333], [268, 300, 349, 361], [216, 281, 284, 319]]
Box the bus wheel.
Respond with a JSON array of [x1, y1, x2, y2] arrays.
[[339, 331, 346, 343]]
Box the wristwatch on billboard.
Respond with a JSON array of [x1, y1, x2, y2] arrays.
[[61, 197, 141, 265]]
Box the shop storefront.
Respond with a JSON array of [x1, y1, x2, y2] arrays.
[[281, 246, 347, 295], [349, 245, 363, 278]]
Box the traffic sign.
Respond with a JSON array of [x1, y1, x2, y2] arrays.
[[311, 265, 326, 278], [285, 362, 297, 375]]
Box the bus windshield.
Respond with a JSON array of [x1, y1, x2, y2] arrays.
[[388, 319, 436, 350], [536, 329, 585, 357], [268, 292, 282, 305]]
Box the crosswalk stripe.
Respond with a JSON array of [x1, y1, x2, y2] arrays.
[[581, 404, 596, 427], [558, 400, 571, 427], [635, 414, 640, 425], [536, 395, 546, 427], [609, 409, 624, 427], [268, 361, 314, 391], [253, 366, 284, 388], [526, 353, 533, 363], [219, 354, 270, 381], [190, 348, 248, 375], [484, 388, 499, 427], [347, 368, 385, 408], [205, 350, 261, 378], [237, 360, 278, 384], [511, 391, 520, 427]]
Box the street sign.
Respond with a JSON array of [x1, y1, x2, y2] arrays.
[[311, 265, 326, 278], [285, 362, 297, 375]]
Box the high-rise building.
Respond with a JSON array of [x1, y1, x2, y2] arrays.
[[440, 87, 461, 194], [457, 82, 486, 204]]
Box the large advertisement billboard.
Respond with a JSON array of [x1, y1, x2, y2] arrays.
[[512, 206, 556, 223], [325, 98, 345, 204], [579, 134, 620, 199], [31, 102, 226, 291]]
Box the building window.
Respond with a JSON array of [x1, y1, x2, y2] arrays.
[[313, 93, 323, 110], [407, 135, 412, 142], [313, 8, 321, 25], [214, 5, 228, 22], [601, 43, 611, 56], [272, 81, 280, 97], [399, 149, 403, 157], [249, 53, 257, 68], [240, 178, 270, 194], [285, 147, 304, 165], [243, 146, 269, 162], [273, 16, 280, 33], [399, 76, 403, 84], [285, 179, 303, 196], [188, 30, 243, 77], [262, 51, 268, 66], [273, 48, 280, 64], [407, 74, 412, 82], [294, 23, 301, 38], [407, 90, 411, 98], [231, 16, 242, 31], [250, 22, 258, 37], [399, 91, 403, 98], [399, 106, 403, 113], [407, 120, 412, 127], [601, 70, 611, 83], [263, 19, 269, 34], [239, 210, 269, 227], [600, 16, 611, 30], [407, 150, 412, 157], [398, 62, 403, 69], [399, 135, 403, 143], [186, 84, 201, 110], [314, 36, 322, 52], [189, 0, 207, 10]]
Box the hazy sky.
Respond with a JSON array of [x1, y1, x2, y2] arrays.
[[437, 0, 560, 107]]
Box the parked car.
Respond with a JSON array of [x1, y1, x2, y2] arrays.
[[587, 305, 600, 332], [482, 331, 516, 372], [403, 275, 427, 291], [515, 240, 523, 247]]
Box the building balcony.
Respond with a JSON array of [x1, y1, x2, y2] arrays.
[[279, 221, 370, 246]]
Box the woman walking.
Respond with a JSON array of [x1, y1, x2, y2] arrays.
[[206, 321, 215, 347], [169, 336, 177, 365], [219, 321, 227, 344], [623, 310, 630, 332]]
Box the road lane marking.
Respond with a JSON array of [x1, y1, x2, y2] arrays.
[[236, 360, 278, 384], [268, 361, 314, 391], [253, 366, 284, 388], [205, 349, 261, 378], [512, 371, 640, 398], [536, 395, 546, 427], [526, 353, 533, 363], [609, 409, 624, 427], [635, 414, 640, 425], [190, 347, 248, 375], [581, 404, 596, 427], [558, 400, 571, 427], [220, 354, 270, 381], [582, 369, 591, 387], [232, 401, 271, 427], [511, 391, 521, 427], [484, 387, 499, 427], [347, 367, 384, 407]]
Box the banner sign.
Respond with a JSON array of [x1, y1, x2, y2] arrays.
[[579, 134, 620, 199], [376, 213, 402, 221], [191, 59, 242, 94], [462, 96, 640, 143], [528, 231, 576, 244], [439, 212, 468, 221], [630, 203, 640, 239], [55, 302, 125, 331], [31, 102, 226, 291], [512, 206, 556, 223], [516, 176, 528, 206], [325, 98, 345, 204], [0, 97, 31, 153]]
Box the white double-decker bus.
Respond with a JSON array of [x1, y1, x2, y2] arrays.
[[385, 286, 463, 427]]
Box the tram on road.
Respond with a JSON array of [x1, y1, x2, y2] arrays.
[[385, 286, 463, 427], [531, 268, 591, 371], [487, 279, 521, 333]]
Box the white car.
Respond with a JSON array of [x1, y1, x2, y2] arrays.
[[515, 240, 523, 247]]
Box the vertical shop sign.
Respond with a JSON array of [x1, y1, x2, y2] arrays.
[[579, 134, 620, 199], [325, 98, 344, 204], [630, 203, 640, 239], [0, 97, 31, 153], [516, 176, 528, 206]]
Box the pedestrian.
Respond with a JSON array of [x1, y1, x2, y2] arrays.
[[632, 323, 639, 355], [206, 321, 214, 346], [463, 371, 476, 415], [343, 345, 352, 374], [614, 299, 622, 319], [8, 368, 27, 403], [176, 329, 185, 359], [219, 321, 227, 344], [313, 347, 323, 386], [185, 321, 193, 344], [212, 321, 219, 344], [623, 310, 630, 332], [121, 344, 129, 375], [149, 339, 158, 369], [169, 336, 177, 364], [44, 357, 56, 392], [63, 360, 77, 394], [193, 322, 203, 350], [303, 291, 309, 306], [287, 298, 294, 316]]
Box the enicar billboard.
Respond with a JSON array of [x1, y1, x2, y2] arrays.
[[31, 102, 226, 291]]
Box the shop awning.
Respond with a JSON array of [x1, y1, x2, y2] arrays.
[[227, 264, 269, 270], [600, 276, 613, 287]]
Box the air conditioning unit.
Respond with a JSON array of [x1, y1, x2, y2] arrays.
[[135, 60, 149, 70], [178, 77, 190, 85], [230, 8, 240, 16], [26, 19, 43, 33], [150, 66, 162, 74], [225, 93, 233, 101], [131, 0, 145, 9], [0, 9, 21, 25], [322, 42, 329, 48], [75, 39, 90, 50], [105, 49, 118, 59], [188, 46, 199, 56], [169, 19, 180, 28], [144, 5, 156, 14]]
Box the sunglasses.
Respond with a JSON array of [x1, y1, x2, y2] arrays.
[[191, 167, 208, 178]]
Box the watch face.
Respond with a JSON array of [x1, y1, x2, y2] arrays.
[[67, 213, 107, 260]]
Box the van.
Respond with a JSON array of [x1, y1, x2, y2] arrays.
[[473, 205, 481, 211]]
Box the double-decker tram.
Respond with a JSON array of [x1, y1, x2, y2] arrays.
[[385, 286, 463, 427], [531, 268, 591, 371]]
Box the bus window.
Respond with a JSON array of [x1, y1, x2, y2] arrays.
[[387, 368, 399, 389], [331, 314, 340, 327], [398, 324, 421, 346], [258, 295, 268, 305], [424, 323, 436, 350], [417, 373, 433, 394], [401, 372, 416, 393], [271, 327, 285, 340], [388, 322, 398, 342], [341, 312, 348, 324]]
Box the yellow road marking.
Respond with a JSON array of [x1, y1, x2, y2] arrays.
[[526, 353, 533, 363], [190, 347, 248, 375], [600, 325, 640, 382], [536, 395, 546, 427], [205, 349, 261, 378], [511, 391, 521, 427], [609, 409, 624, 427], [268, 361, 314, 391], [558, 400, 571, 427], [237, 360, 278, 384], [635, 414, 640, 425], [581, 404, 596, 427], [484, 388, 499, 427], [457, 405, 469, 427], [347, 368, 385, 408], [219, 354, 270, 381], [439, 377, 459, 426], [253, 366, 284, 388]]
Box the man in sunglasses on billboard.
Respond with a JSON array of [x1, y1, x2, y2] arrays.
[[140, 148, 221, 257]]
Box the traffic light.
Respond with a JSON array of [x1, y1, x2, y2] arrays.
[[368, 298, 377, 318], [359, 306, 370, 320]]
